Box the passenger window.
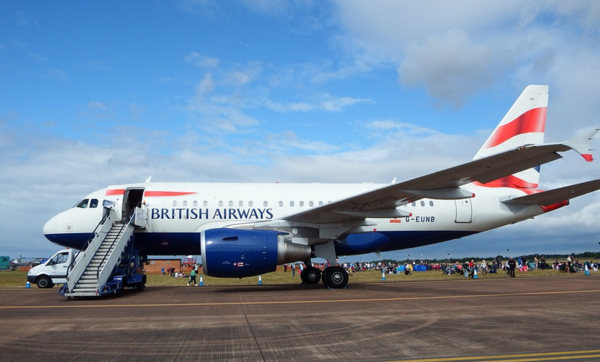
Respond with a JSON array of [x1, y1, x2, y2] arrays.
[[173, 200, 177, 207], [300, 201, 304, 207], [278, 201, 283, 207], [229, 201, 233, 207], [239, 201, 243, 207], [76, 199, 89, 208], [290, 201, 295, 207], [203, 201, 208, 207], [249, 201, 253, 207], [193, 200, 198, 207], [309, 201, 314, 207], [429, 201, 434, 206], [420, 201, 425, 207], [219, 201, 223, 207], [90, 199, 99, 208], [183, 200, 188, 207], [263, 201, 268, 207], [411, 202, 416, 207], [319, 201, 323, 206]]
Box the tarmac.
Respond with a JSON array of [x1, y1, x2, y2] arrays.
[[1, 274, 600, 362]]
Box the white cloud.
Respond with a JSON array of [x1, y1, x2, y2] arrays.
[[398, 29, 510, 107], [194, 73, 215, 100], [330, 1, 600, 109], [185, 52, 220, 68], [88, 101, 108, 110], [265, 93, 373, 112]]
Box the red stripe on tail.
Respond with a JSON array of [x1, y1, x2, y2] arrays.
[[483, 107, 546, 149]]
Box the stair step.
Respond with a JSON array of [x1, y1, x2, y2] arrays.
[[65, 292, 98, 297]]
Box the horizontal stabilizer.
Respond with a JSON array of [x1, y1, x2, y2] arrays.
[[502, 179, 600, 206], [563, 128, 600, 162]]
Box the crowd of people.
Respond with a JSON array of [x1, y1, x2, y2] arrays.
[[337, 255, 600, 278], [158, 255, 599, 286]]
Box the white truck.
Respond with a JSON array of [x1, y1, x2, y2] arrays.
[[27, 249, 77, 288]]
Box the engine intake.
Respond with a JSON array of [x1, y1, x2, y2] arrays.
[[201, 228, 311, 278]]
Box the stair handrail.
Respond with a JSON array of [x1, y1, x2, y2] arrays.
[[84, 207, 112, 251], [95, 215, 133, 280], [69, 208, 113, 274], [94, 208, 138, 291], [65, 207, 117, 293]]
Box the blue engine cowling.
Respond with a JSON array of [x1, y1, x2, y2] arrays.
[[200, 228, 311, 278]]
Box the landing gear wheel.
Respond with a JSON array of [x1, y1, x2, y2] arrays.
[[322, 266, 348, 289], [300, 267, 321, 285], [36, 276, 52, 288]]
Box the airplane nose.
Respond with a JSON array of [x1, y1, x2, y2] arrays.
[[43, 216, 57, 241]]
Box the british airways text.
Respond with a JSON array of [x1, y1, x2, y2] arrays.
[[151, 208, 274, 220]]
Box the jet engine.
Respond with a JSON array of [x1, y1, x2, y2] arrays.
[[200, 228, 311, 278]]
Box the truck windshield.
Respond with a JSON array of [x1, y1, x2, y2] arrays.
[[50, 252, 68, 265]]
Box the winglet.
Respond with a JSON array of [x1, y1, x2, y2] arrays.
[[564, 128, 599, 162]]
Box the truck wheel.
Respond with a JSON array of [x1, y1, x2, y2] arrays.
[[36, 276, 52, 288], [135, 282, 145, 291]]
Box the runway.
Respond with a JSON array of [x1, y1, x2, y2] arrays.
[[1, 275, 599, 362]]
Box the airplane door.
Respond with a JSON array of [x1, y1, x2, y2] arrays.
[[123, 188, 145, 221], [454, 199, 472, 223]]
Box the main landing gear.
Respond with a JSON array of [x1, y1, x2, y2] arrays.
[[300, 266, 349, 289]]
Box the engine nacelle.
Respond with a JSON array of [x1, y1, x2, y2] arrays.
[[201, 228, 311, 278]]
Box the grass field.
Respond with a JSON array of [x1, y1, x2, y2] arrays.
[[1, 267, 594, 289]]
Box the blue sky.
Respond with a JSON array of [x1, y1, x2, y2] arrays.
[[2, 1, 600, 261]]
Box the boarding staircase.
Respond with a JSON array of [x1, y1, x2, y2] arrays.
[[62, 205, 146, 297]]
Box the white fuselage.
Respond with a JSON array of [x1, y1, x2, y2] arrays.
[[43, 181, 546, 257]]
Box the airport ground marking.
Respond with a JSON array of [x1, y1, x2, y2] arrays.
[[1, 288, 600, 310], [388, 349, 600, 362]]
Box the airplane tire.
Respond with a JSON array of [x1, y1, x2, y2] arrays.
[[36, 276, 52, 288], [301, 267, 321, 284], [322, 266, 348, 289]]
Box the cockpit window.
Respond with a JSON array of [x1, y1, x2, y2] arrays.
[[90, 199, 99, 208], [75, 199, 89, 208]]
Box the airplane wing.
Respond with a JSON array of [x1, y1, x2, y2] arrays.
[[502, 179, 600, 206], [273, 128, 599, 225]]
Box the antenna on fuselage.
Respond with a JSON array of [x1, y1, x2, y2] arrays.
[[145, 176, 152, 183]]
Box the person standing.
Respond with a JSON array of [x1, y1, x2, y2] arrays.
[[508, 257, 517, 278], [541, 255, 546, 270], [187, 269, 197, 286]]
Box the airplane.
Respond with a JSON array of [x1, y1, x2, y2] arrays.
[[42, 85, 600, 289], [10, 256, 47, 268]]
